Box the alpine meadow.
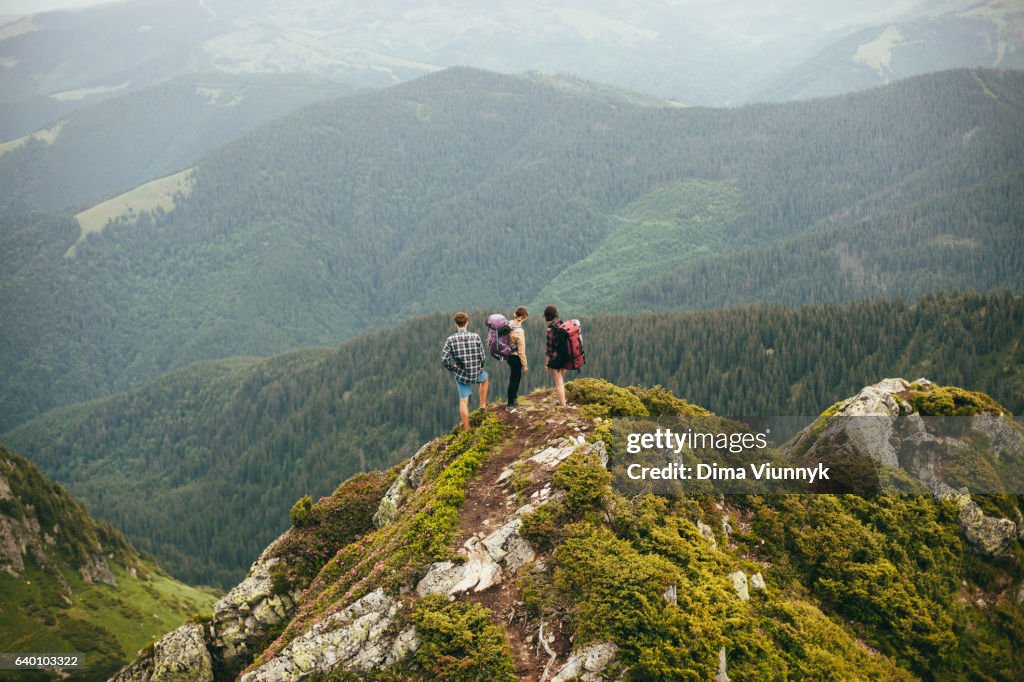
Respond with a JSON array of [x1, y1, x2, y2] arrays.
[[2, 1, 1024, 678]]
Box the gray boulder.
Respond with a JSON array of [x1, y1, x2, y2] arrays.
[[113, 622, 213, 682], [374, 443, 432, 528], [551, 642, 619, 682], [240, 589, 417, 681]]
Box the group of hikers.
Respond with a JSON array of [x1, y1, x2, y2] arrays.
[[441, 305, 585, 430]]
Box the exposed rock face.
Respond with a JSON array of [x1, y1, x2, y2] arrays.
[[697, 520, 718, 549], [550, 642, 619, 682], [970, 414, 1024, 461], [152, 623, 214, 682], [715, 646, 730, 682], [240, 589, 418, 681], [210, 535, 302, 666], [79, 553, 116, 586], [663, 583, 678, 606], [791, 378, 910, 469], [113, 623, 214, 682], [417, 500, 548, 598], [373, 443, 432, 528], [0, 513, 43, 577], [785, 378, 1020, 557]]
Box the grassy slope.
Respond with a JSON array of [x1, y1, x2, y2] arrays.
[[0, 563, 217, 671], [0, 444, 219, 680]]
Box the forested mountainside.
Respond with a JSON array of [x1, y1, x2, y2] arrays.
[[2, 67, 1022, 432], [0, 73, 349, 213], [0, 445, 218, 681], [112, 379, 1024, 681], [4, 291, 1021, 587]]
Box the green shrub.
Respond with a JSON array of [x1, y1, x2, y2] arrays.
[[273, 470, 395, 585], [565, 378, 648, 417], [519, 503, 559, 553], [909, 385, 1008, 416], [289, 495, 313, 528], [552, 448, 612, 514], [412, 594, 517, 682], [629, 385, 710, 417]]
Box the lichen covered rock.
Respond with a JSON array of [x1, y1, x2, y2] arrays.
[[240, 589, 416, 681], [211, 536, 301, 665]]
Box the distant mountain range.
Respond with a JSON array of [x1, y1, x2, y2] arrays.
[[1, 0, 1021, 139], [1, 66, 1021, 432]]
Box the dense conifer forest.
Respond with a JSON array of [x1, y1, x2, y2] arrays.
[[4, 291, 1021, 586]]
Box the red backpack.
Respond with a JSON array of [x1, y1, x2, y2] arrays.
[[554, 319, 585, 370]]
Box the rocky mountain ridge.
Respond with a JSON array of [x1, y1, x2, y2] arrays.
[[114, 378, 1023, 680]]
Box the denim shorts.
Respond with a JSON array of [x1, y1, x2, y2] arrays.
[[456, 370, 487, 398]]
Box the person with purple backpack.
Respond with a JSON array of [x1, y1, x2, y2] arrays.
[[486, 307, 529, 413]]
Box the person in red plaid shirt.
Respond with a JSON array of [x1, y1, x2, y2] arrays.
[[544, 304, 568, 407], [442, 311, 489, 430]]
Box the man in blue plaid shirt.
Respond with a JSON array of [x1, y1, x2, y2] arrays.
[[442, 311, 489, 430]]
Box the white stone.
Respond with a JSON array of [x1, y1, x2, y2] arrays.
[[729, 571, 749, 601], [551, 642, 618, 682], [715, 646, 730, 682], [697, 521, 717, 550]]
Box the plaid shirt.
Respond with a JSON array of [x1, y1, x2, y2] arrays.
[[442, 329, 486, 384], [545, 319, 560, 364]]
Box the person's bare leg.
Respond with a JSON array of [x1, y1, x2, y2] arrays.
[[553, 369, 567, 406], [479, 377, 489, 410], [459, 396, 471, 430]]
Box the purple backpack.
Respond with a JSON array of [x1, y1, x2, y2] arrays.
[[487, 313, 513, 360]]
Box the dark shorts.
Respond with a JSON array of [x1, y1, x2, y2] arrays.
[[547, 356, 569, 371]]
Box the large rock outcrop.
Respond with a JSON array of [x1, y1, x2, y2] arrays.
[[113, 623, 214, 682], [210, 536, 303, 665], [786, 378, 1020, 557], [114, 533, 306, 680], [240, 589, 418, 681]]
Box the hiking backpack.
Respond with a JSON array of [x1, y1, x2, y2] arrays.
[[486, 313, 513, 360], [554, 319, 585, 370]]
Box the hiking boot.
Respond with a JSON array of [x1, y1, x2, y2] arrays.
[[506, 404, 518, 413]]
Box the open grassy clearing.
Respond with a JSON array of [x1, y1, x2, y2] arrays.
[[68, 167, 195, 257]]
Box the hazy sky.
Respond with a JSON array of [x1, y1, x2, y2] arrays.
[[0, 0, 103, 15]]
